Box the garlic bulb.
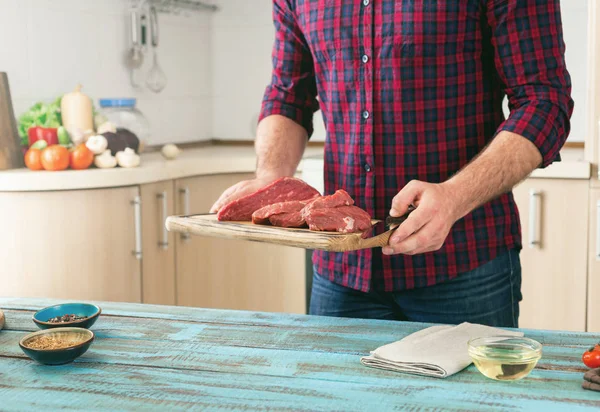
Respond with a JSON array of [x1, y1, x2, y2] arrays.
[[161, 144, 181, 160], [116, 148, 141, 168], [94, 150, 117, 169], [86, 135, 109, 155]]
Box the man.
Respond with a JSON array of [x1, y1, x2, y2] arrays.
[[211, 0, 573, 327]]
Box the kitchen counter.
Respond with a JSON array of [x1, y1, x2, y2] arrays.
[[0, 145, 590, 192], [1, 297, 599, 411]]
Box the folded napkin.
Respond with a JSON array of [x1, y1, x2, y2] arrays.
[[583, 368, 600, 392], [360, 322, 523, 378]]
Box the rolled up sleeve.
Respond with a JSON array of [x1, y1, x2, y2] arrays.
[[259, 0, 319, 137], [487, 0, 574, 167]]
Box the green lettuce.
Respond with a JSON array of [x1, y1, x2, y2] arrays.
[[17, 96, 63, 146]]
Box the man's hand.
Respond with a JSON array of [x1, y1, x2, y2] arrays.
[[209, 177, 277, 214], [382, 181, 462, 256]]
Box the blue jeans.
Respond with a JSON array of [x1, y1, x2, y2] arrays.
[[309, 249, 522, 327]]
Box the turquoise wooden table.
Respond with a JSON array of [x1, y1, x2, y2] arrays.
[[1, 298, 599, 411]]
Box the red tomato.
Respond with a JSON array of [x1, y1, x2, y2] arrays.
[[582, 344, 600, 368]]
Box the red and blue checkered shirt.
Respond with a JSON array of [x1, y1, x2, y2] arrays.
[[259, 0, 573, 292]]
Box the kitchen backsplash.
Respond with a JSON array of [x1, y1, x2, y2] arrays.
[[0, 0, 587, 144]]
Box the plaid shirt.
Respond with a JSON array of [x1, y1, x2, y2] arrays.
[[260, 0, 573, 292]]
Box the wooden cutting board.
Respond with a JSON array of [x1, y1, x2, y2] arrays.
[[166, 214, 396, 252], [0, 309, 4, 330]]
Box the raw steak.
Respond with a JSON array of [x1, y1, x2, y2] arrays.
[[301, 189, 354, 218], [252, 201, 307, 225], [269, 212, 306, 228], [217, 177, 320, 221], [304, 205, 372, 233]]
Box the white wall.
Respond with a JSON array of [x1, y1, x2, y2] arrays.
[[209, 0, 326, 141], [0, 0, 212, 146]]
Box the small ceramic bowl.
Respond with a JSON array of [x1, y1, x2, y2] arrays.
[[468, 336, 542, 381], [19, 327, 94, 365], [33, 303, 101, 330]]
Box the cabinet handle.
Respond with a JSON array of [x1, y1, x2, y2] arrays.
[[179, 187, 191, 241], [596, 200, 600, 260], [157, 191, 168, 249], [131, 196, 143, 260], [528, 189, 541, 248]]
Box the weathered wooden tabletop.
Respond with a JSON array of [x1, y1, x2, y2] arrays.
[[0, 298, 599, 411]]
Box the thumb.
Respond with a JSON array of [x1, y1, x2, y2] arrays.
[[390, 180, 424, 217]]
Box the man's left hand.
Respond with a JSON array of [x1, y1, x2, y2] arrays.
[[382, 180, 463, 256]]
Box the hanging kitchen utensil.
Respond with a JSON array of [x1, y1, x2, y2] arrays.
[[0, 72, 25, 170], [126, 10, 144, 87], [146, 6, 167, 93]]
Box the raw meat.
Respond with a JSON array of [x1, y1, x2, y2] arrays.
[[269, 212, 306, 228], [217, 177, 320, 221], [252, 201, 307, 225], [301, 189, 354, 218], [304, 205, 372, 233]]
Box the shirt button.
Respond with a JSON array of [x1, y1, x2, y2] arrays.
[[364, 163, 372, 172], [362, 110, 370, 119], [362, 55, 369, 63], [363, 0, 370, 6]]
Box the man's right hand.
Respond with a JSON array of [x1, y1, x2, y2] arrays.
[[209, 177, 278, 214]]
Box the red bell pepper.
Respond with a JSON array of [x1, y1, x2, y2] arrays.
[[27, 126, 59, 147]]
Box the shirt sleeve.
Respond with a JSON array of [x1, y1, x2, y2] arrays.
[[486, 0, 574, 168], [259, 0, 319, 138]]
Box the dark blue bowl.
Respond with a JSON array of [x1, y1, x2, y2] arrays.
[[19, 327, 94, 365], [33, 303, 101, 330]]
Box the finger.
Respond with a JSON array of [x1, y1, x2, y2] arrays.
[[390, 180, 424, 217], [383, 223, 437, 255], [389, 206, 433, 244]]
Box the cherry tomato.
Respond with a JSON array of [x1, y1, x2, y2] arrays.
[[582, 344, 600, 368]]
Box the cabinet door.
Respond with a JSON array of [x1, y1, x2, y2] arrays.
[[587, 189, 600, 332], [0, 187, 142, 302], [175, 174, 306, 314], [141, 181, 176, 305], [513, 179, 588, 331]]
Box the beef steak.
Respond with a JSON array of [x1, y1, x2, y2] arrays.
[[217, 177, 320, 221], [301, 189, 353, 218], [252, 200, 307, 225], [304, 205, 372, 233]]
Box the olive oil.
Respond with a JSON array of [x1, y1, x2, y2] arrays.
[[468, 339, 542, 381]]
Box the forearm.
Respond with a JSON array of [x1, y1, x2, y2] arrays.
[[441, 131, 542, 220], [255, 115, 308, 180]]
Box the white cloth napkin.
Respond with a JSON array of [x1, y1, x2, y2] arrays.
[[360, 322, 524, 378]]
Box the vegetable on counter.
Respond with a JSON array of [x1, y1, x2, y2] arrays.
[[24, 148, 43, 171], [116, 148, 140, 168], [17, 97, 62, 147], [40, 145, 70, 171], [102, 128, 140, 155], [57, 126, 71, 146], [61, 85, 94, 146], [94, 150, 117, 169], [161, 144, 181, 160], [86, 135, 108, 155], [583, 343, 600, 369], [27, 126, 58, 147], [69, 144, 94, 170]]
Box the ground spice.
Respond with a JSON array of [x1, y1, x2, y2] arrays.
[[47, 314, 88, 323], [25, 334, 84, 350]]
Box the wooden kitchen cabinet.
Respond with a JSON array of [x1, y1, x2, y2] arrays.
[[174, 174, 307, 314], [0, 187, 142, 302], [140, 181, 176, 305], [512, 178, 589, 332], [587, 189, 600, 332]]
